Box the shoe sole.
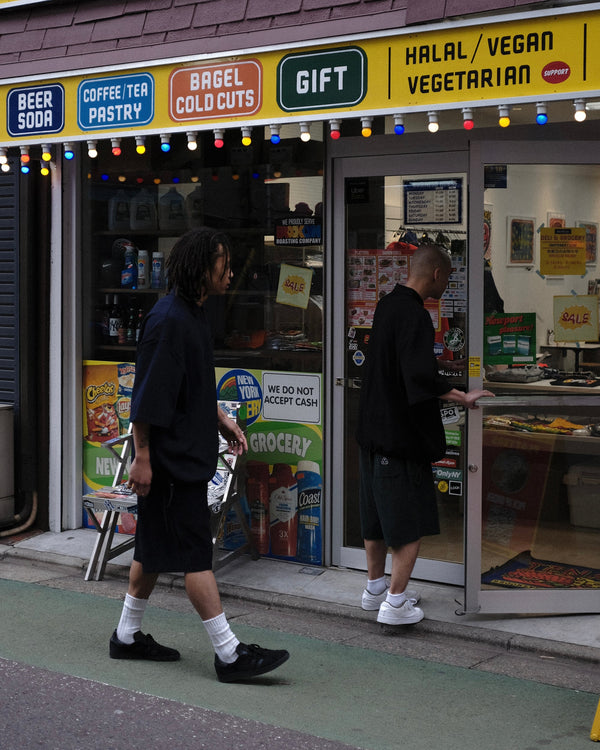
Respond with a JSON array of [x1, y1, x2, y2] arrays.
[[110, 649, 180, 661], [216, 652, 290, 683], [377, 610, 424, 625]]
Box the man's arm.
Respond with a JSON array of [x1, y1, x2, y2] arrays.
[[440, 388, 495, 409], [217, 406, 248, 456]]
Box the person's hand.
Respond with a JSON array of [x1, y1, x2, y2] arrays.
[[218, 413, 248, 456], [127, 455, 152, 497], [463, 389, 495, 409]]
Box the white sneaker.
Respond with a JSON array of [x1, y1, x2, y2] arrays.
[[377, 599, 424, 625], [361, 587, 420, 611]]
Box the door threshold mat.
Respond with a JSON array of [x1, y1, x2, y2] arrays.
[[481, 550, 600, 588]]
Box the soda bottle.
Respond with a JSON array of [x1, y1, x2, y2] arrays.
[[109, 295, 122, 345]]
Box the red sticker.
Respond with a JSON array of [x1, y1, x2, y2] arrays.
[[541, 61, 571, 83]]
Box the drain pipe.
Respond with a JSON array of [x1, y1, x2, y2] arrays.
[[0, 491, 38, 537]]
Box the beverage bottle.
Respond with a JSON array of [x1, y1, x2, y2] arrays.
[[125, 307, 136, 344], [121, 243, 137, 288], [101, 294, 111, 344], [158, 186, 186, 233], [109, 295, 122, 345], [108, 190, 130, 232], [137, 249, 149, 289], [135, 308, 145, 343], [151, 251, 164, 289], [295, 460, 322, 564], [269, 463, 298, 557], [129, 188, 157, 231], [246, 461, 270, 555]]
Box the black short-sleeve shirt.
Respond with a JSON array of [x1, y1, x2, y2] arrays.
[[131, 292, 218, 483], [356, 284, 451, 462]]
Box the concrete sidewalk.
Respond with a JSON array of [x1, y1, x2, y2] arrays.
[[2, 528, 600, 661], [1, 537, 599, 750]]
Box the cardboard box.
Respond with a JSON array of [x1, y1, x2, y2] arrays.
[[564, 465, 600, 529]]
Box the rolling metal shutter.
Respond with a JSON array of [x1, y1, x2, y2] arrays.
[[0, 167, 18, 405]]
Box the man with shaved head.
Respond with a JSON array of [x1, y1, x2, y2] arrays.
[[356, 244, 493, 625]]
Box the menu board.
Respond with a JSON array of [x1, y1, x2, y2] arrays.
[[403, 178, 463, 225], [347, 247, 410, 327]]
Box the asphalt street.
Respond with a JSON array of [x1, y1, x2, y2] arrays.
[[0, 556, 598, 750]]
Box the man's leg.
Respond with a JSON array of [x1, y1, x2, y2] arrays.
[[389, 539, 420, 594], [110, 560, 179, 661], [364, 538, 387, 581]]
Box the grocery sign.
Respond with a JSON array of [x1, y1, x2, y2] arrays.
[[2, 7, 600, 144]]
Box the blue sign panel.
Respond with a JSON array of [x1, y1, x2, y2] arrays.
[[7, 83, 64, 136], [77, 73, 154, 131]]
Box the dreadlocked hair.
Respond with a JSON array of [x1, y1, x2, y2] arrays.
[[166, 227, 232, 303]]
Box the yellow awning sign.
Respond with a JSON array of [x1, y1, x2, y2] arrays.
[[1, 8, 600, 144]]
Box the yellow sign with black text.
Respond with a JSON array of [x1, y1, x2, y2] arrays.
[[1, 9, 599, 144]]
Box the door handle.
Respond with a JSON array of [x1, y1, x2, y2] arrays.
[[335, 377, 362, 389]]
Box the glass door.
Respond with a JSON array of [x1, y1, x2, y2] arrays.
[[464, 143, 600, 614], [331, 151, 469, 585]]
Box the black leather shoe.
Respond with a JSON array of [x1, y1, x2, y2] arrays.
[[214, 642, 289, 682], [109, 630, 180, 661]]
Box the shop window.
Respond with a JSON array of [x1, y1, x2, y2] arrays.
[[81, 131, 323, 374]]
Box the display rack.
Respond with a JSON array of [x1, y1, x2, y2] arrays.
[[83, 402, 255, 581]]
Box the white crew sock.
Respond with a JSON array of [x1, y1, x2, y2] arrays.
[[116, 594, 148, 644], [202, 612, 240, 664], [366, 576, 387, 595], [386, 591, 408, 608]]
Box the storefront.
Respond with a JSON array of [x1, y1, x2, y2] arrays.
[[1, 2, 600, 614]]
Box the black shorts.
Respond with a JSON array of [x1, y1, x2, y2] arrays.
[[359, 447, 440, 547], [133, 475, 213, 574]]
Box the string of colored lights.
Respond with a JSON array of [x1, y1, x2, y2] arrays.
[[0, 101, 592, 173]]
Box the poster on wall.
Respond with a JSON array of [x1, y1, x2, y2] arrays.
[[216, 367, 323, 565], [507, 217, 535, 265], [82, 361, 136, 534], [539, 227, 586, 276], [576, 221, 598, 264], [484, 313, 536, 365]]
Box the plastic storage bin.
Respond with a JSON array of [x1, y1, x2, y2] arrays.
[[563, 464, 600, 529]]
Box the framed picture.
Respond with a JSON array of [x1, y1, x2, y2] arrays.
[[547, 212, 566, 229], [507, 216, 535, 265], [577, 220, 598, 264]]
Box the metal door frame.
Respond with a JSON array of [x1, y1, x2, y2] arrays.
[[326, 138, 470, 585]]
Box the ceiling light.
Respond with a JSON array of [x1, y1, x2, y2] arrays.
[[574, 99, 587, 122], [41, 144, 52, 162], [186, 131, 198, 151], [64, 143, 75, 160], [498, 105, 511, 128], [111, 138, 122, 156], [329, 120, 341, 139], [462, 108, 474, 130], [241, 127, 252, 146], [213, 129, 225, 148], [393, 114, 405, 135], [535, 102, 548, 125], [87, 141, 98, 158], [135, 136, 146, 155], [299, 122, 311, 142], [160, 134, 171, 152], [20, 145, 30, 164], [0, 148, 8, 165], [427, 112, 439, 133], [361, 117, 372, 137], [269, 124, 281, 144], [40, 162, 50, 176]]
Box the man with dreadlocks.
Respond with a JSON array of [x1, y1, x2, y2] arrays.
[[109, 227, 289, 682]]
